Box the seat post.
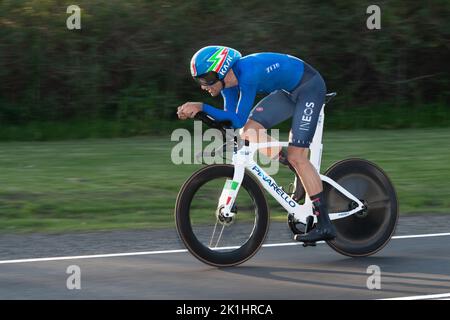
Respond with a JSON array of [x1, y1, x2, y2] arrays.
[[309, 92, 336, 172], [309, 103, 325, 173]]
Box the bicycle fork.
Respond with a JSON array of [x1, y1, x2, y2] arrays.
[[215, 147, 247, 220]]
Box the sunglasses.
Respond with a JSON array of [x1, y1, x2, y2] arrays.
[[194, 71, 220, 86]]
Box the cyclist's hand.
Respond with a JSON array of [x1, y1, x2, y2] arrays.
[[177, 102, 203, 120]]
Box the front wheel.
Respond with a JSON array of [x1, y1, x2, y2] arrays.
[[323, 158, 399, 257], [175, 164, 269, 267]]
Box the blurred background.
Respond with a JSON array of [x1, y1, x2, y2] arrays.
[[0, 0, 449, 233]]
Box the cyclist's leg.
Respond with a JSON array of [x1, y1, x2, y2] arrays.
[[243, 90, 295, 158], [287, 145, 322, 196], [287, 65, 326, 196], [287, 65, 336, 241]]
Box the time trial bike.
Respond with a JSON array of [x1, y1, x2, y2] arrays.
[[175, 92, 399, 267]]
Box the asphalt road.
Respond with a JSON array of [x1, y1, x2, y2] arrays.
[[1, 214, 450, 260], [0, 215, 450, 300]]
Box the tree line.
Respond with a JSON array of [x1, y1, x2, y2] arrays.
[[0, 0, 448, 132]]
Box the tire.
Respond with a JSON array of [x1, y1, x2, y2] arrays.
[[323, 158, 399, 257], [175, 164, 269, 267]]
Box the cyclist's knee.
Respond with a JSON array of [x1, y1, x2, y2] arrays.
[[243, 119, 265, 132], [287, 146, 309, 168], [241, 119, 266, 141]]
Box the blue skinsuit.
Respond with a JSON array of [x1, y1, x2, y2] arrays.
[[202, 52, 326, 148]]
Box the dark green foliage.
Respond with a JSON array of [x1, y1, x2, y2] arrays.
[[0, 0, 448, 140]]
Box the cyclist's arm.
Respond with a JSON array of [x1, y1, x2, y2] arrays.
[[202, 84, 257, 128], [222, 86, 239, 113], [201, 86, 238, 122]]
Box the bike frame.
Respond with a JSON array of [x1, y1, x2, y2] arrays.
[[217, 103, 365, 225]]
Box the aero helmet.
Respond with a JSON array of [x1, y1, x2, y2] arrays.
[[190, 46, 241, 85]]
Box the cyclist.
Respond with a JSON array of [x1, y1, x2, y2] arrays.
[[177, 45, 336, 243]]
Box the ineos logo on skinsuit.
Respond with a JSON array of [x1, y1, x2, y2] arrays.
[[299, 102, 315, 131]]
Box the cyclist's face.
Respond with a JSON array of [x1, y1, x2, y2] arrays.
[[201, 81, 222, 97]]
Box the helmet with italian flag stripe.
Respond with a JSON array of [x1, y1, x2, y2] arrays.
[[190, 46, 242, 83]]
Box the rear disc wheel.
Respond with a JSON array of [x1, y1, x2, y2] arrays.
[[323, 158, 399, 257]]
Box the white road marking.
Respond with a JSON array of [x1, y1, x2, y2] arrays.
[[0, 249, 188, 264], [0, 232, 449, 265], [381, 292, 450, 300], [392, 232, 450, 239]]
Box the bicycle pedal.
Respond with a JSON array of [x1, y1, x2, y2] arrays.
[[302, 241, 317, 247], [293, 234, 317, 247]]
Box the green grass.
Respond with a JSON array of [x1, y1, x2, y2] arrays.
[[0, 128, 449, 233], [0, 119, 187, 141], [0, 103, 448, 142]]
